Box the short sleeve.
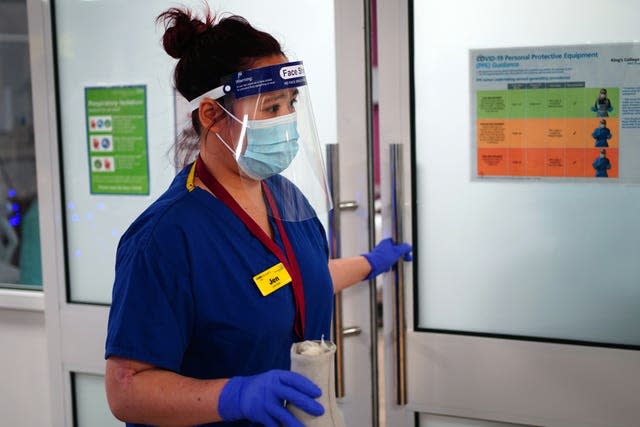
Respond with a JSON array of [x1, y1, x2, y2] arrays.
[[105, 235, 194, 372]]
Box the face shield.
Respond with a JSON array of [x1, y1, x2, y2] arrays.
[[190, 60, 331, 222]]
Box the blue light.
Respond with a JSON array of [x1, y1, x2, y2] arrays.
[[11, 203, 19, 212], [7, 189, 16, 198], [9, 215, 20, 227]]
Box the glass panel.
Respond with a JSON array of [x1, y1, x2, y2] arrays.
[[72, 373, 121, 427], [419, 413, 533, 427], [0, 0, 42, 289], [53, 0, 336, 304], [412, 0, 640, 347]]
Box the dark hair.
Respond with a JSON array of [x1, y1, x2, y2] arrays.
[[157, 6, 284, 167]]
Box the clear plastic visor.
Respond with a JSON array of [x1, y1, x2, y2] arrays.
[[191, 61, 332, 222]]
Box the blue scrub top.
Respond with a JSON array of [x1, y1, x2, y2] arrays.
[[592, 157, 611, 177], [105, 164, 333, 427], [592, 127, 611, 147]]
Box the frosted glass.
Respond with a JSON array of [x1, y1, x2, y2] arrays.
[[0, 1, 42, 289], [73, 373, 121, 427], [53, 0, 336, 303], [413, 0, 640, 346]]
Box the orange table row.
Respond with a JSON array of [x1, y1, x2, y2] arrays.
[[477, 148, 619, 178], [477, 118, 618, 149]]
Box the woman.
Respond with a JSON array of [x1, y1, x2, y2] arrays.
[[105, 7, 411, 427], [592, 88, 613, 117], [592, 119, 611, 148], [592, 148, 611, 178]]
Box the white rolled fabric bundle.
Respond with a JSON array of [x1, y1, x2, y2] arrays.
[[289, 340, 346, 427]]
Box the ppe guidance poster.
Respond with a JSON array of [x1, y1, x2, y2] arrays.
[[471, 43, 640, 181], [85, 85, 150, 194]]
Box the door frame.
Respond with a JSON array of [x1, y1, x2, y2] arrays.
[[29, 0, 380, 425], [377, 0, 413, 425], [28, 0, 111, 425], [333, 0, 380, 425], [378, 1, 640, 426]]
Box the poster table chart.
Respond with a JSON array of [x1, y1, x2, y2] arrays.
[[476, 83, 619, 178]]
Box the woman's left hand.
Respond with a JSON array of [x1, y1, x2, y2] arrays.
[[362, 238, 412, 280]]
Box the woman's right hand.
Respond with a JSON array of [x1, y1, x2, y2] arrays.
[[218, 369, 324, 427]]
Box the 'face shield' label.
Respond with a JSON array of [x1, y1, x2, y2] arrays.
[[280, 64, 305, 79]]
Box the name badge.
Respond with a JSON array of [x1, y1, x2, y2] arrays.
[[253, 262, 292, 296]]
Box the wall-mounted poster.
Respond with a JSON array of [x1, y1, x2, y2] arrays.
[[85, 85, 149, 194], [471, 43, 640, 181]]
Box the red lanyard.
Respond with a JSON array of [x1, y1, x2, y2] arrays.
[[195, 157, 306, 341]]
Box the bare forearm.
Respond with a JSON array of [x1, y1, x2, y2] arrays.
[[106, 358, 227, 426], [328, 256, 371, 293]]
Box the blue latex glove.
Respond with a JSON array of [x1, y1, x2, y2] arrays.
[[218, 369, 324, 427], [362, 238, 413, 280]]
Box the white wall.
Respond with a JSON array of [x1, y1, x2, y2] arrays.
[[0, 308, 50, 426]]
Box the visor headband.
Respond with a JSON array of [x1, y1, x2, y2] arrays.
[[189, 60, 307, 111], [188, 85, 229, 111]]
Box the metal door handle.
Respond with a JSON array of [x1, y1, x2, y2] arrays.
[[338, 201, 359, 211], [342, 326, 361, 337], [390, 143, 407, 405], [326, 144, 346, 398]]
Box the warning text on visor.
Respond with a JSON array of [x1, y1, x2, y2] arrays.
[[227, 61, 307, 99]]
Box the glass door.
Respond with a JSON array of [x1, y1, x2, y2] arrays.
[[378, 1, 640, 426], [29, 0, 376, 425]]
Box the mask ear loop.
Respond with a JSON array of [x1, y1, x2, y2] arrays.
[[213, 101, 248, 161], [189, 86, 248, 164]]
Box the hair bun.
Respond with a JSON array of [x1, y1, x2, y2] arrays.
[[158, 8, 211, 59]]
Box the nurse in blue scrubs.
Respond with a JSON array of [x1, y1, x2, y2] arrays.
[[104, 7, 411, 427], [592, 119, 612, 147], [592, 148, 612, 178]]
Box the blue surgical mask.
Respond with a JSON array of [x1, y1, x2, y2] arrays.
[[239, 113, 300, 179], [216, 110, 300, 180], [600, 124, 605, 128]]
